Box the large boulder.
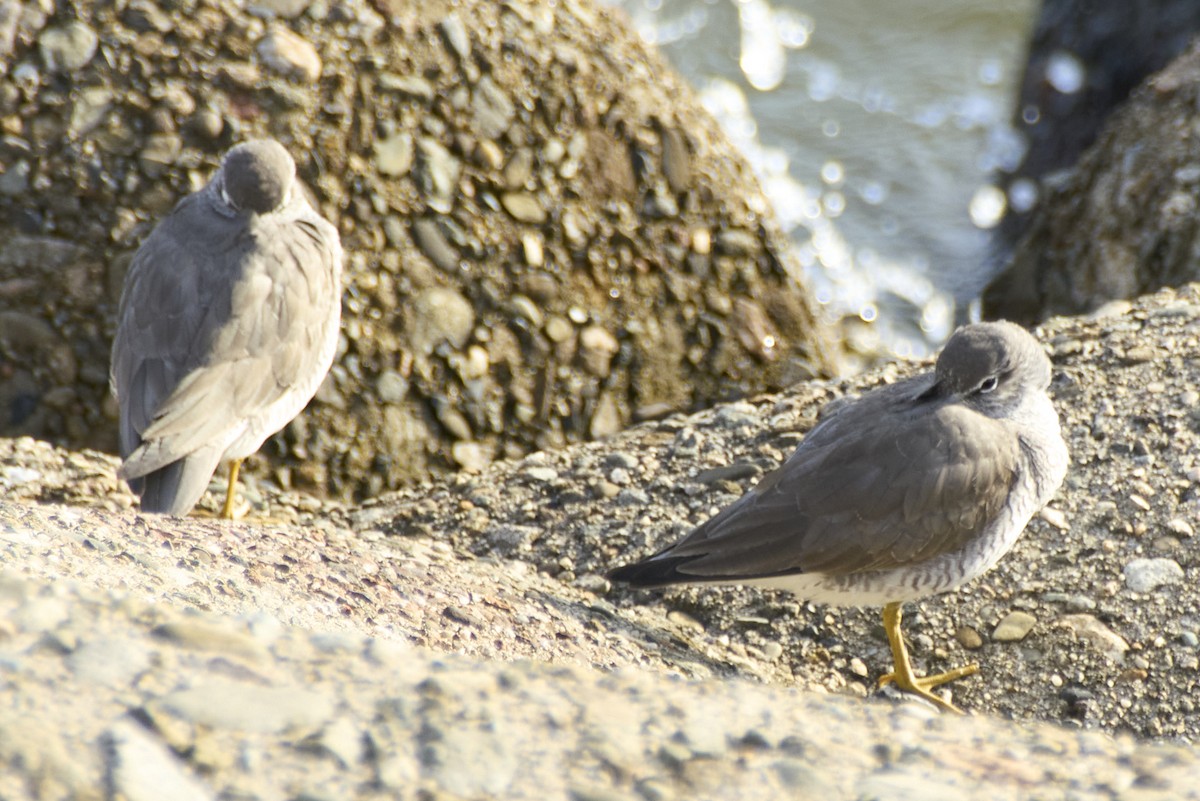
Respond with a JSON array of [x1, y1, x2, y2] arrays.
[[0, 0, 838, 501], [985, 5, 1200, 322]]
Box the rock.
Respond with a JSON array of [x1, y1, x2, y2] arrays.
[[1057, 615, 1130, 662], [0, 160, 29, 195], [67, 637, 152, 687], [954, 626, 984, 650], [660, 125, 692, 194], [374, 133, 413, 177], [378, 73, 435, 100], [451, 441, 492, 472], [139, 133, 182, 171], [992, 611, 1037, 642], [578, 326, 619, 377], [9, 290, 1200, 793], [104, 719, 215, 801], [714, 229, 759, 257], [988, 0, 1200, 306], [521, 233, 544, 267], [376, 370, 409, 404], [439, 13, 470, 62], [248, 0, 312, 19], [257, 25, 322, 82], [155, 678, 336, 733], [68, 86, 114, 137], [590, 392, 621, 439], [38, 21, 98, 72], [410, 218, 460, 274], [985, 39, 1200, 322], [152, 619, 266, 659], [416, 137, 462, 214], [297, 717, 363, 768], [500, 192, 547, 224], [1165, 517, 1194, 538], [524, 466, 558, 482], [1123, 558, 1184, 592], [0, 1, 20, 63], [472, 75, 516, 140], [407, 287, 475, 354]]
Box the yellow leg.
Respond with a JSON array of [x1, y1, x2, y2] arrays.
[[220, 458, 244, 520], [876, 601, 977, 715]]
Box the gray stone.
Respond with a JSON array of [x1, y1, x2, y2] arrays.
[[139, 133, 183, 171], [1166, 517, 1194, 538], [1124, 558, 1184, 592], [416, 137, 462, 214], [247, 0, 312, 18], [0, 0, 19, 63], [1057, 614, 1129, 662], [0, 160, 29, 195], [410, 217, 460, 273], [297, 717, 363, 767], [451, 441, 491, 473], [472, 75, 516, 140], [660, 125, 692, 194], [500, 192, 547, 224], [439, 13, 470, 61], [376, 370, 410, 404], [152, 619, 265, 659], [486, 523, 538, 555], [407, 287, 475, 355], [14, 596, 69, 633], [714, 229, 760, 257], [69, 86, 113, 137], [67, 637, 152, 688], [374, 132, 413, 177], [124, 0, 175, 32], [590, 394, 622, 439], [378, 73, 435, 100], [38, 22, 98, 73], [524, 466, 558, 482], [991, 611, 1037, 642], [158, 678, 336, 733], [615, 487, 650, 506], [104, 719, 215, 801], [258, 25, 322, 82]]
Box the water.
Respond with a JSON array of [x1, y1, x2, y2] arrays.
[[610, 0, 1037, 357]]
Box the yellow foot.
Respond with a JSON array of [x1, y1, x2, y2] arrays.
[[878, 663, 979, 714], [879, 601, 978, 715]]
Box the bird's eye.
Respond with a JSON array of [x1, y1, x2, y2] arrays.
[[978, 375, 999, 394]]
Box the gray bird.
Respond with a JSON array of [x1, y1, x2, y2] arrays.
[[110, 138, 343, 518], [609, 321, 1068, 713]]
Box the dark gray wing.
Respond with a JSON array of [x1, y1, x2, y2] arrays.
[[613, 386, 1021, 585], [111, 194, 340, 494]]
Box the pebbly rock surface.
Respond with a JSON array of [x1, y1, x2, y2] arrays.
[[0, 0, 838, 500], [2, 285, 1200, 798]]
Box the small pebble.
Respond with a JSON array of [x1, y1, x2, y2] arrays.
[[1038, 506, 1068, 530], [954, 625, 983, 650], [992, 611, 1037, 642], [1165, 518, 1194, 538], [1124, 558, 1184, 592], [257, 25, 322, 82]]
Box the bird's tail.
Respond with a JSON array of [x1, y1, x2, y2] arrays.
[[129, 449, 223, 516], [607, 555, 698, 588]]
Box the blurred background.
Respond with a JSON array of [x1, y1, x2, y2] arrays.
[[608, 0, 1038, 358]]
